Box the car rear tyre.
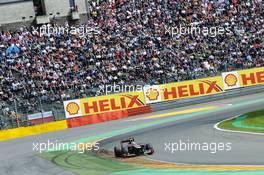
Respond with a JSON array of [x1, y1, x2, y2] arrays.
[[114, 147, 123, 158]]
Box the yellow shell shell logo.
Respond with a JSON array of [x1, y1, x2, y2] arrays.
[[225, 74, 238, 87], [66, 102, 80, 115], [146, 88, 159, 101]]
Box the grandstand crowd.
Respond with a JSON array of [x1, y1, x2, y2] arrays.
[[0, 0, 263, 126]]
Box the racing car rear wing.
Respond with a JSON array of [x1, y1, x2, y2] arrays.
[[121, 138, 135, 143]]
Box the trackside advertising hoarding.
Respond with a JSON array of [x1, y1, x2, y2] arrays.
[[144, 76, 224, 104], [64, 67, 263, 115], [222, 67, 264, 90], [238, 67, 264, 87], [64, 91, 146, 119], [144, 67, 264, 104], [222, 71, 241, 90]]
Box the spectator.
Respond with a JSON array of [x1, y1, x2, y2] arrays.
[[0, 0, 262, 110]]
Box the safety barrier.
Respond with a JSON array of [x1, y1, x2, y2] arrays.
[[0, 120, 68, 141], [66, 110, 128, 128], [66, 105, 153, 128], [0, 105, 152, 140], [127, 105, 152, 116]]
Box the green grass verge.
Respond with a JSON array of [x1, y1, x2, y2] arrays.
[[218, 109, 264, 133]]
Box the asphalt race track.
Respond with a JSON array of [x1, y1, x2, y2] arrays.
[[101, 96, 264, 165], [0, 93, 264, 175]]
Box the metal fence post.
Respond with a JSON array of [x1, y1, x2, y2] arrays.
[[39, 97, 44, 124]]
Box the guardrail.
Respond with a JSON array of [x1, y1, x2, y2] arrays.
[[150, 85, 264, 112]]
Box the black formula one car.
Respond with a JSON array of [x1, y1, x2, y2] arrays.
[[114, 138, 154, 158]]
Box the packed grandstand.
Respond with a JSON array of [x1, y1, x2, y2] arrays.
[[0, 0, 263, 129]]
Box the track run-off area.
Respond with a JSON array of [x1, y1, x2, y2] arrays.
[[0, 92, 264, 175]]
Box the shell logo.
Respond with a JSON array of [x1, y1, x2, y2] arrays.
[[225, 74, 238, 87], [146, 88, 159, 101], [66, 102, 80, 115]]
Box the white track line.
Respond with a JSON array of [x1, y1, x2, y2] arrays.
[[143, 116, 264, 166], [214, 116, 264, 136]]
